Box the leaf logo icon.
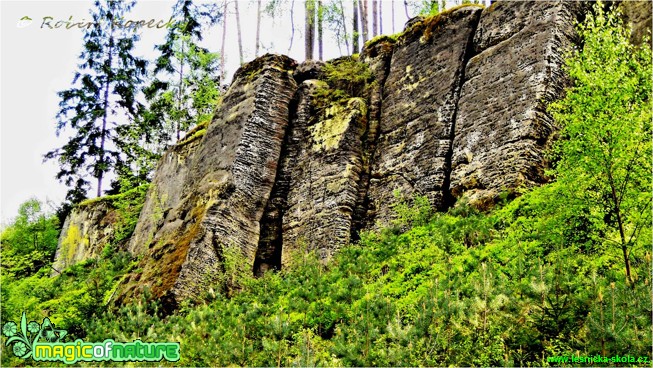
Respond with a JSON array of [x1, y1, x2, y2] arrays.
[[17, 16, 32, 28]]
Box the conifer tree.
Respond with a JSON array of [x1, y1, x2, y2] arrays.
[[143, 0, 221, 146], [45, 0, 146, 201]]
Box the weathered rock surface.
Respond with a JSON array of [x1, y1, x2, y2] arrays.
[[285, 84, 366, 264], [54, 1, 601, 308], [450, 1, 584, 208], [354, 36, 396, 231], [618, 1, 652, 46], [52, 201, 118, 274], [128, 130, 203, 256], [256, 58, 370, 273], [115, 54, 298, 308], [367, 6, 482, 225]]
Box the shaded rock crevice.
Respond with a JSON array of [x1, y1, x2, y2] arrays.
[[351, 36, 397, 236], [115, 54, 298, 307], [253, 80, 304, 276], [52, 1, 603, 310], [450, 1, 586, 208], [367, 6, 484, 226], [440, 9, 482, 211]]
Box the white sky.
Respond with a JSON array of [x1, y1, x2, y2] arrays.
[[0, 0, 484, 225]]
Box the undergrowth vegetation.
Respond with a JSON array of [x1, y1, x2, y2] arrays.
[[1, 3, 650, 367], [2, 183, 650, 366]]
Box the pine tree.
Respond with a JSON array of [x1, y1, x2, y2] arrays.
[[143, 0, 221, 146], [45, 0, 146, 201], [305, 0, 316, 60]]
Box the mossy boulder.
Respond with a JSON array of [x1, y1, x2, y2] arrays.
[[52, 200, 118, 274]]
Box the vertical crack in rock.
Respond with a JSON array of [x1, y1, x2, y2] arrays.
[[115, 54, 298, 309], [450, 1, 585, 209], [256, 57, 372, 268], [367, 6, 484, 226], [441, 9, 482, 210], [254, 83, 303, 276], [351, 36, 397, 237], [281, 78, 367, 264]]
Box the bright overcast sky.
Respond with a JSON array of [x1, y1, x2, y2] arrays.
[[0, 0, 486, 225]]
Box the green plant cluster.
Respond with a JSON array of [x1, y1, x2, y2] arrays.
[[0, 187, 148, 366], [56, 187, 648, 366], [317, 57, 374, 104], [1, 199, 59, 279]]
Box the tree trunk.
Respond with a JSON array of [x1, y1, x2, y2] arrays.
[[392, 0, 395, 33], [255, 0, 262, 56], [372, 0, 378, 37], [98, 23, 115, 197], [234, 0, 244, 64], [360, 0, 369, 43], [305, 0, 315, 60], [177, 42, 184, 141], [338, 0, 350, 52], [379, 0, 382, 34], [288, 0, 296, 54], [608, 168, 634, 286], [220, 0, 228, 81], [353, 0, 359, 53], [317, 0, 323, 60]]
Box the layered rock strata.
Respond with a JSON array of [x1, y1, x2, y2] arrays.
[[53, 1, 594, 308], [368, 6, 483, 225], [450, 1, 584, 208], [115, 55, 298, 308]]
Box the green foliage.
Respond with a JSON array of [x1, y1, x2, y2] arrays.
[[66, 188, 646, 366], [319, 57, 373, 102], [1, 199, 59, 278], [44, 0, 147, 201], [142, 0, 221, 147], [390, 189, 434, 229], [548, 2, 652, 286]]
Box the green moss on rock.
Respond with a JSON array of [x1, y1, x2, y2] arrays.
[[401, 3, 485, 44]]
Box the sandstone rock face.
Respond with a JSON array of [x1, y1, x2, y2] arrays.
[[52, 201, 117, 274], [368, 6, 482, 225], [256, 58, 370, 273], [128, 132, 203, 256], [56, 1, 593, 309], [354, 37, 396, 231], [618, 1, 652, 46], [283, 84, 366, 264], [450, 1, 583, 208], [116, 54, 298, 308]]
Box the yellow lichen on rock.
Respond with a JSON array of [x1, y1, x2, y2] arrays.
[[310, 98, 367, 152], [62, 224, 88, 265]]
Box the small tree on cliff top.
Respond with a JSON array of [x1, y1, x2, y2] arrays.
[[549, 3, 652, 286]]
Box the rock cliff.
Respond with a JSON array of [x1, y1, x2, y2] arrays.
[[52, 201, 118, 273], [54, 1, 605, 308]]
